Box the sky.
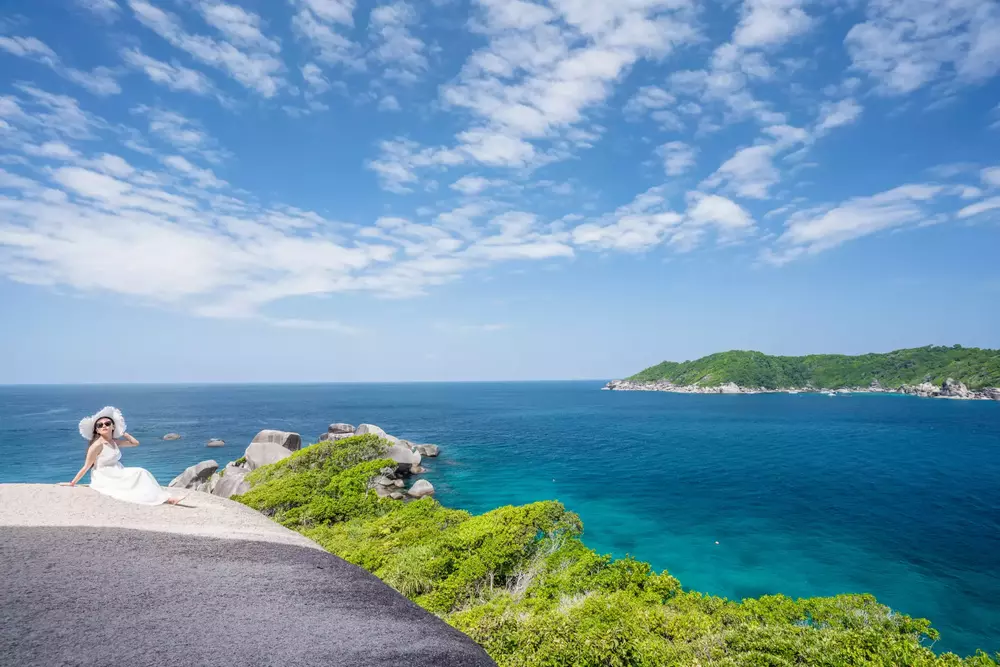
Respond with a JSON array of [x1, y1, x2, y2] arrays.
[[0, 0, 998, 384]]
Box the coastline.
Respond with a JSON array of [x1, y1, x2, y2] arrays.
[[603, 378, 1000, 401]]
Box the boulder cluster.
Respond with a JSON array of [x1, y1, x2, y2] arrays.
[[169, 423, 440, 501]]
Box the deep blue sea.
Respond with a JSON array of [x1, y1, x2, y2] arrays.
[[1, 382, 998, 656]]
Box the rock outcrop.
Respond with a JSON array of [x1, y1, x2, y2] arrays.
[[169, 460, 218, 490], [251, 429, 302, 451], [407, 480, 435, 498], [206, 439, 225, 447], [186, 422, 443, 501], [356, 423, 400, 445], [212, 461, 251, 498], [162, 433, 181, 440]]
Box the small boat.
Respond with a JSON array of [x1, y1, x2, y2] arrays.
[[825, 391, 836, 396]]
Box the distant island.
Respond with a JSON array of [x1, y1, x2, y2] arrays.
[[606, 345, 1000, 400]]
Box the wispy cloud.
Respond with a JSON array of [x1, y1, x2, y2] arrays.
[[0, 36, 120, 95], [128, 0, 284, 97]]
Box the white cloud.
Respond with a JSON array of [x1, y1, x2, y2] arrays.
[[369, 1, 427, 83], [732, 0, 815, 49], [6, 85, 102, 140], [815, 98, 863, 134], [624, 86, 675, 115], [0, 36, 121, 96], [368, 0, 700, 189], [24, 141, 79, 160], [450, 175, 494, 195], [366, 138, 465, 192], [685, 193, 753, 231], [377, 95, 400, 111], [981, 166, 1000, 187], [76, 0, 121, 19], [571, 183, 756, 253], [291, 0, 360, 66], [128, 0, 284, 97], [658, 141, 697, 176], [957, 196, 1000, 218], [161, 155, 226, 188], [122, 48, 215, 95], [199, 1, 281, 53], [704, 144, 779, 199], [301, 62, 330, 93], [764, 184, 947, 263], [133, 106, 225, 162], [845, 0, 1000, 95]]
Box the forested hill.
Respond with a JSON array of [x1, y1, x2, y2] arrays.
[[627, 346, 1000, 390]]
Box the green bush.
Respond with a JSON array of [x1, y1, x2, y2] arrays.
[[231, 434, 999, 667]]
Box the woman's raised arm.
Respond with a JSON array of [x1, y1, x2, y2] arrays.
[[118, 432, 140, 447]]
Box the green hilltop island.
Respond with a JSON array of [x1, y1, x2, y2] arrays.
[[605, 345, 1000, 400]]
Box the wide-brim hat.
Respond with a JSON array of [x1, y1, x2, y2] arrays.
[[79, 406, 126, 440]]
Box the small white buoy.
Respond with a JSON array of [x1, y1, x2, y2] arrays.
[[715, 541, 719, 545]]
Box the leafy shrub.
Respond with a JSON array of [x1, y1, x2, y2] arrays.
[[232, 435, 999, 667]]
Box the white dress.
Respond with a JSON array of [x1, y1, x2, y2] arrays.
[[89, 440, 174, 505]]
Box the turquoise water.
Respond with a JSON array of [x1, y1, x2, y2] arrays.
[[1, 382, 998, 656]]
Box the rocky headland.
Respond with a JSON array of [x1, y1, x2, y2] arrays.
[[612, 346, 1000, 401], [149, 410, 997, 667], [604, 377, 1000, 400]]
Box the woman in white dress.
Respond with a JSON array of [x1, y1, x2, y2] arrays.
[[61, 406, 186, 505]]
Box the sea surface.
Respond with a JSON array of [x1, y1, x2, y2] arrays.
[[1, 382, 998, 656]]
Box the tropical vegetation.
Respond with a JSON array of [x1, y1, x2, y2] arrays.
[[233, 434, 999, 667], [628, 345, 1000, 390]]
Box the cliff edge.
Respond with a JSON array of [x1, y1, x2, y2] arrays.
[[0, 484, 496, 667]]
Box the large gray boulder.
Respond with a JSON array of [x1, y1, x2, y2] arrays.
[[386, 443, 420, 471], [251, 430, 301, 451], [328, 423, 355, 434], [407, 480, 435, 498], [355, 423, 399, 445], [206, 439, 225, 448], [415, 444, 439, 457], [244, 430, 301, 471], [169, 460, 218, 489], [245, 441, 294, 470], [212, 462, 251, 498], [162, 433, 181, 441]]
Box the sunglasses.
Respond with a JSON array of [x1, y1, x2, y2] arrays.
[[95, 420, 114, 429]]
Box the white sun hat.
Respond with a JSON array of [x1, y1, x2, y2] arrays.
[[78, 406, 126, 440]]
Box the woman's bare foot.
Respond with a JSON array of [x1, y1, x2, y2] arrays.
[[167, 494, 189, 505]]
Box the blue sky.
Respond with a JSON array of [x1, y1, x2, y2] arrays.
[[1, 0, 998, 383]]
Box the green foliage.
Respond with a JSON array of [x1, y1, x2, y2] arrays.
[[628, 346, 1000, 390], [231, 435, 999, 667]]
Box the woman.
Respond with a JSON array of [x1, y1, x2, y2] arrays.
[[62, 406, 186, 505]]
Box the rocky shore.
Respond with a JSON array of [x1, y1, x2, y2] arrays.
[[168, 422, 441, 499], [603, 377, 1000, 401]]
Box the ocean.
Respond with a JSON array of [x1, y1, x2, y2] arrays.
[[1, 382, 997, 656]]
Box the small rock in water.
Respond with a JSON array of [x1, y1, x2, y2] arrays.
[[163, 433, 181, 440], [206, 439, 225, 447]]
